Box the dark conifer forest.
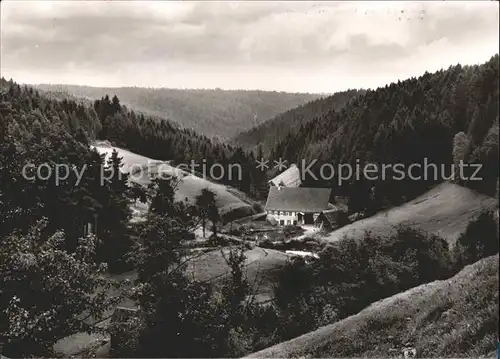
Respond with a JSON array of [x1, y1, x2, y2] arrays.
[[268, 55, 499, 209], [2, 55, 498, 222], [36, 84, 322, 140], [233, 89, 365, 152], [1, 1, 499, 357]]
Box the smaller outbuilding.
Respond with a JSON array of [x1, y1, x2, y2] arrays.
[[315, 207, 350, 231]]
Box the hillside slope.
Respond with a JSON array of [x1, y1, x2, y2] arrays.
[[184, 246, 289, 303], [93, 142, 259, 222], [35, 84, 321, 139], [324, 182, 497, 246], [246, 255, 499, 358], [233, 89, 363, 152]]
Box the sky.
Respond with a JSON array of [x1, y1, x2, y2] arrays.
[[1, 1, 499, 93]]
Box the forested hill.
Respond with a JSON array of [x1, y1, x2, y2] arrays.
[[34, 84, 322, 139], [0, 78, 270, 201], [233, 89, 364, 152], [268, 55, 499, 208]]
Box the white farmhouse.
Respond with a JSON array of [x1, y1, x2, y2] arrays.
[[264, 186, 332, 226]]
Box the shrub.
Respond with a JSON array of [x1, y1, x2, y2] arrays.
[[108, 315, 143, 357], [252, 202, 263, 213], [244, 241, 255, 250], [258, 238, 274, 249], [383, 226, 453, 283], [283, 225, 304, 238], [0, 221, 118, 357], [453, 211, 499, 268], [227, 223, 245, 236], [208, 234, 230, 246], [270, 226, 454, 344]]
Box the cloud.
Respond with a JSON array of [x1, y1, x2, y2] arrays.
[[1, 1, 498, 92]]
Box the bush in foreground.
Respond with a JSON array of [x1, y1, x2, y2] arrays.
[[0, 221, 119, 357], [453, 210, 499, 269], [270, 226, 453, 343]]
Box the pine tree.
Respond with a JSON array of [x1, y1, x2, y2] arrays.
[[99, 149, 133, 272], [195, 188, 219, 238]]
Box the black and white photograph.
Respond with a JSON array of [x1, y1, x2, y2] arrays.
[[0, 1, 499, 358]]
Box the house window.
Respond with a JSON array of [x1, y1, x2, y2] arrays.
[[83, 222, 93, 236], [293, 220, 297, 225], [280, 220, 285, 226], [285, 211, 289, 216], [280, 211, 284, 215]]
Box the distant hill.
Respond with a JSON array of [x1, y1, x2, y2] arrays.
[[232, 89, 364, 152], [34, 84, 322, 139], [246, 254, 499, 358]]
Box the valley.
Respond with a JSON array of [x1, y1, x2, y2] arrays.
[[1, 2, 499, 357], [2, 55, 498, 357]]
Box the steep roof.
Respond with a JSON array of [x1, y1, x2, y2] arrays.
[[317, 209, 348, 227], [265, 187, 332, 212], [319, 210, 341, 225], [268, 164, 301, 188]]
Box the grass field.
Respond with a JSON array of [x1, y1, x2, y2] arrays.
[[92, 142, 258, 222], [183, 246, 290, 303], [246, 255, 499, 358], [324, 182, 497, 246], [101, 246, 289, 309]]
